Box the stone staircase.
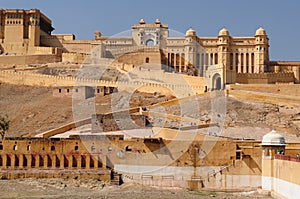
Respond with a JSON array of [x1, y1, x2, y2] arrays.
[[110, 170, 123, 185]]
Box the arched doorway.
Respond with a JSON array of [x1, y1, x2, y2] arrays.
[[216, 76, 222, 90], [212, 73, 222, 90], [146, 39, 154, 46], [145, 57, 149, 63]]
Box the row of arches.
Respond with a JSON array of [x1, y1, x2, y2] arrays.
[[0, 154, 108, 169]]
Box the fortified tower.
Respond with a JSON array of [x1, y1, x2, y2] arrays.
[[254, 27, 269, 73]]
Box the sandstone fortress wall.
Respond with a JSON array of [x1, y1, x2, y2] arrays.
[[0, 70, 207, 97]]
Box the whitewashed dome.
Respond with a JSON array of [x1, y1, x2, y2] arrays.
[[219, 27, 230, 36], [261, 130, 286, 146], [155, 19, 161, 24], [139, 19, 146, 24], [255, 27, 266, 35], [186, 27, 196, 37]]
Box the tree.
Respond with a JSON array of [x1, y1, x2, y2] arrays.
[[0, 115, 10, 140]]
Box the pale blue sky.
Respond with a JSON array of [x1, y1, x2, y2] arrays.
[[1, 0, 299, 61]]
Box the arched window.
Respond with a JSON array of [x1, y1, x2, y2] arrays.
[[146, 39, 154, 46], [145, 57, 149, 63]]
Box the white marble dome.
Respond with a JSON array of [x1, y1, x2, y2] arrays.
[[185, 27, 196, 37], [261, 130, 286, 146]]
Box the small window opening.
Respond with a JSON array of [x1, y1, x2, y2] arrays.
[[125, 146, 132, 152], [91, 146, 95, 152], [51, 146, 55, 151]]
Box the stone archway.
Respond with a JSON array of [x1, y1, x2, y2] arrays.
[[145, 57, 149, 63], [146, 39, 154, 46], [212, 73, 222, 90]]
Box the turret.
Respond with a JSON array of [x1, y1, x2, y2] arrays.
[[184, 28, 197, 70], [254, 27, 269, 73], [260, 130, 286, 194], [217, 28, 230, 66], [217, 28, 234, 84]]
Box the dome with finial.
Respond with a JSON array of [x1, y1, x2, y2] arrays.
[[261, 130, 286, 146], [219, 27, 230, 36], [155, 19, 161, 24], [139, 19, 146, 24], [185, 27, 196, 37], [255, 27, 266, 36]]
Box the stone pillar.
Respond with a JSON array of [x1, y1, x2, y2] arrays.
[[238, 54, 242, 73], [19, 154, 24, 168], [2, 154, 7, 168], [93, 156, 99, 168], [180, 53, 187, 72], [243, 54, 247, 73], [26, 155, 32, 168], [178, 54, 182, 73], [43, 155, 48, 169], [233, 53, 236, 71], [173, 53, 176, 70], [68, 155, 73, 169], [11, 154, 15, 169], [249, 53, 252, 73], [101, 155, 107, 169], [35, 155, 40, 168], [77, 155, 82, 169], [212, 53, 215, 65], [60, 155, 64, 169], [51, 155, 56, 169], [86, 155, 91, 169]]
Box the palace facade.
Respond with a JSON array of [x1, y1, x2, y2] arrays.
[[0, 8, 299, 88]]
